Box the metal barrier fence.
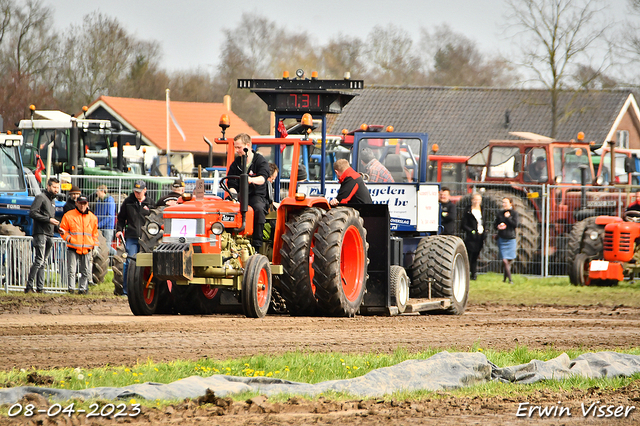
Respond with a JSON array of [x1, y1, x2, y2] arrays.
[[2, 236, 69, 293], [450, 182, 629, 277]]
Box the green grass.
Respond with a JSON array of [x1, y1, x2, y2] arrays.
[[470, 273, 640, 307], [1, 347, 639, 406]]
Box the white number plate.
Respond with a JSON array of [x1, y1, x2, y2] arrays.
[[170, 219, 197, 238], [589, 260, 609, 272]]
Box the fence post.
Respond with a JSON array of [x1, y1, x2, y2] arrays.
[[544, 184, 550, 277]]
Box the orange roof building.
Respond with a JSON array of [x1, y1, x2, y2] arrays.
[[85, 96, 258, 161]]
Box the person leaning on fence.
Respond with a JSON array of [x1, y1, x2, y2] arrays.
[[59, 195, 99, 294], [25, 177, 60, 293], [94, 184, 117, 256], [330, 159, 373, 206], [115, 180, 155, 296], [157, 179, 185, 207], [63, 185, 81, 215], [462, 192, 486, 281], [494, 196, 519, 285]]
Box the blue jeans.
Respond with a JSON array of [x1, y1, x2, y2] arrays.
[[122, 238, 139, 295], [26, 234, 54, 291]]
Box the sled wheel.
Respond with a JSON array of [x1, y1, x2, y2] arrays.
[[242, 254, 272, 318], [389, 265, 409, 314], [313, 207, 368, 317]]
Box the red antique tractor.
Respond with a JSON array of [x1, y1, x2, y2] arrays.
[[572, 211, 640, 286]]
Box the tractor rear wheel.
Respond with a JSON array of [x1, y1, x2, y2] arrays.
[[242, 254, 272, 318], [127, 259, 159, 315], [138, 207, 172, 314], [112, 245, 125, 296], [389, 265, 409, 314], [91, 233, 109, 285], [410, 235, 469, 315], [279, 207, 325, 316], [312, 207, 368, 317], [567, 217, 604, 284], [476, 190, 539, 273]]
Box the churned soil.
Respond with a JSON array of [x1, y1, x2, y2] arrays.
[[1, 295, 639, 425]]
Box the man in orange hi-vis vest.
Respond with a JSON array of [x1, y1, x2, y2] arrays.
[[59, 195, 99, 294]]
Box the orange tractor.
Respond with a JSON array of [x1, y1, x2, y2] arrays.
[[126, 73, 469, 318], [572, 211, 640, 286]]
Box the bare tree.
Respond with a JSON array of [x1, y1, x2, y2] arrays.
[[56, 12, 163, 112], [506, 0, 612, 137], [364, 25, 425, 85], [319, 35, 366, 79], [419, 24, 517, 87]]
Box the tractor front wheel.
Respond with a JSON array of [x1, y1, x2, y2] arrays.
[[312, 207, 368, 317], [127, 259, 159, 315], [242, 254, 272, 318]]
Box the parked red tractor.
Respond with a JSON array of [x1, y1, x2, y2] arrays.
[[572, 211, 640, 286]]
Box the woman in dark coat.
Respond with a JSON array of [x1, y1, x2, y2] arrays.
[[494, 197, 519, 284], [462, 192, 485, 280]]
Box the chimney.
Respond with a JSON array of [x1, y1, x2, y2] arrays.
[[223, 95, 231, 111]]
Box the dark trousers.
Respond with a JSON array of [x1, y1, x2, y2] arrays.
[[250, 195, 266, 249], [26, 234, 54, 291], [468, 249, 481, 277]]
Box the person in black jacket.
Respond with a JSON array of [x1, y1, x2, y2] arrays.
[[494, 197, 519, 284], [115, 180, 155, 295], [330, 159, 373, 206], [226, 133, 270, 249], [25, 177, 60, 293], [462, 192, 485, 280], [62, 185, 81, 215], [439, 187, 456, 235], [157, 179, 185, 207]]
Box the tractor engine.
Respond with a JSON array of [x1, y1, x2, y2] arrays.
[[603, 221, 640, 263]]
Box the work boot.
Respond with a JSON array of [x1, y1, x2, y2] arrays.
[[68, 289, 75, 294], [24, 287, 35, 294]]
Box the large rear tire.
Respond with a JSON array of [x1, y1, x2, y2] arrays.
[[91, 233, 109, 285], [242, 254, 272, 318], [567, 217, 604, 284], [127, 259, 159, 316], [410, 235, 469, 315], [112, 245, 125, 296], [312, 207, 368, 317], [139, 207, 172, 314], [279, 207, 325, 316]]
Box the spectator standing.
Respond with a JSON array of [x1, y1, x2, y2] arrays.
[[59, 196, 99, 294], [266, 163, 279, 210], [94, 184, 117, 256], [627, 191, 640, 212], [360, 148, 394, 182], [330, 159, 373, 206], [116, 180, 155, 295], [63, 185, 81, 215], [439, 187, 456, 235], [157, 179, 186, 207], [226, 133, 270, 250], [494, 197, 519, 284], [462, 192, 485, 280], [25, 177, 60, 293]]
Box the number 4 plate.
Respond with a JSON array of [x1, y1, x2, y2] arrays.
[[589, 260, 609, 272], [170, 219, 196, 238]]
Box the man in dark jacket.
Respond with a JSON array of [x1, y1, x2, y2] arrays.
[[226, 133, 270, 249], [62, 185, 81, 215], [439, 187, 456, 235], [115, 180, 155, 295], [157, 179, 185, 207], [330, 159, 373, 206], [26, 177, 60, 293]]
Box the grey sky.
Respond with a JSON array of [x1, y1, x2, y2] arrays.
[[53, 0, 638, 74]]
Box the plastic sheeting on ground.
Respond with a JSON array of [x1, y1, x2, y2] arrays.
[[1, 351, 640, 405]]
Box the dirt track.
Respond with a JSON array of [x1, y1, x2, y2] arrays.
[[1, 296, 639, 425]]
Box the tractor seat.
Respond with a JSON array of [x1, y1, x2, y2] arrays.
[[384, 154, 406, 183]]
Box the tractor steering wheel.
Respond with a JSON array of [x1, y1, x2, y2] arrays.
[[218, 176, 239, 202], [624, 209, 640, 223]]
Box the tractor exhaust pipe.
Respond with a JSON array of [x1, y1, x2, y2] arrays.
[[203, 136, 214, 168], [236, 148, 249, 233], [69, 118, 79, 175]]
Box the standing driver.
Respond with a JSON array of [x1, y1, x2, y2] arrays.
[[157, 179, 186, 207], [226, 133, 270, 250], [115, 180, 155, 295]]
